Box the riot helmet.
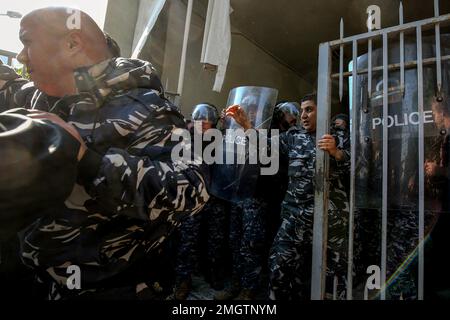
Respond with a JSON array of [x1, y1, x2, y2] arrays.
[[273, 101, 300, 131], [331, 113, 349, 131], [191, 103, 219, 132]]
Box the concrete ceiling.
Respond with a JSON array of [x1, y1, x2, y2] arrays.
[[229, 0, 450, 82]]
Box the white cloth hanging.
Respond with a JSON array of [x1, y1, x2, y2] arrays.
[[131, 0, 166, 59], [200, 0, 232, 92]]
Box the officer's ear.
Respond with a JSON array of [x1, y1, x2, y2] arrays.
[[66, 31, 83, 56]]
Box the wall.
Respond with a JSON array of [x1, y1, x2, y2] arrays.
[[158, 0, 314, 116], [104, 0, 314, 117], [103, 0, 140, 58]]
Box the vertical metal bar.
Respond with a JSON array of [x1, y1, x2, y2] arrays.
[[347, 39, 358, 301], [311, 42, 332, 300], [435, 0, 442, 96], [435, 26, 442, 95], [339, 18, 344, 102], [333, 276, 338, 300], [381, 32, 388, 301], [400, 2, 405, 95], [364, 284, 369, 300], [417, 25, 425, 301], [177, 0, 194, 96], [368, 39, 372, 98]]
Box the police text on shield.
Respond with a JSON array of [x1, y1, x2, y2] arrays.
[[171, 123, 279, 176]]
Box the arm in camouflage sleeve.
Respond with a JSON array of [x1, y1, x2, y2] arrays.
[[331, 130, 351, 173], [77, 108, 210, 222]]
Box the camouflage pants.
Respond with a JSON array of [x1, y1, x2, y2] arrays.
[[353, 208, 420, 300], [175, 196, 227, 281], [269, 201, 349, 300], [229, 198, 267, 290]]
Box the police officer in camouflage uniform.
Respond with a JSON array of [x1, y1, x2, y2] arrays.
[[172, 103, 229, 300], [268, 94, 350, 300], [331, 113, 350, 197], [0, 7, 209, 300], [265, 102, 301, 255], [214, 102, 300, 301], [211, 102, 265, 301]]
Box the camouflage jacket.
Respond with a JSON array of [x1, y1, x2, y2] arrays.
[[9, 58, 209, 294], [280, 126, 350, 207]]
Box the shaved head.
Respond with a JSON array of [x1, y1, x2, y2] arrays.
[[17, 7, 112, 97], [23, 7, 110, 60]]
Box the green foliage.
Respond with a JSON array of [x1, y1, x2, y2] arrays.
[[14, 65, 30, 80]]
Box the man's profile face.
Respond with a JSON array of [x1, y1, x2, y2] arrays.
[[300, 100, 317, 133], [17, 17, 73, 97], [244, 105, 257, 127], [202, 121, 213, 132], [192, 120, 213, 134], [247, 106, 257, 120], [334, 118, 347, 130], [280, 112, 297, 131]]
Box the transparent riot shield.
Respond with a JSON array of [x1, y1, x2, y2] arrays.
[[209, 86, 278, 203], [352, 34, 450, 300]]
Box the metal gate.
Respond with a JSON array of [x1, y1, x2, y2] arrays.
[[313, 0, 450, 300]]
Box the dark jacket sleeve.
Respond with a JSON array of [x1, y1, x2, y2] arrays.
[[77, 106, 209, 222], [0, 65, 30, 112]]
